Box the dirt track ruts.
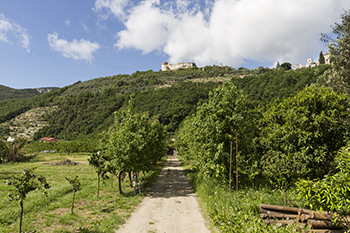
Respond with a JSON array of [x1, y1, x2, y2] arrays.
[[115, 156, 211, 233]]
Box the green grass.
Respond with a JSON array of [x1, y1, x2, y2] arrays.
[[179, 156, 308, 233], [0, 153, 166, 233]]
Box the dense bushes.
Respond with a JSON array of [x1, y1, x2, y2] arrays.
[[25, 140, 98, 154], [175, 82, 350, 191]]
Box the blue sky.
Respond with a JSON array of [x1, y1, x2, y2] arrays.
[[1, 0, 350, 89]]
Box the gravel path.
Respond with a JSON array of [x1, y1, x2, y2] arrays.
[[115, 156, 211, 233]]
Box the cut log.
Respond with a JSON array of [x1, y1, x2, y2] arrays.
[[308, 220, 343, 229], [300, 214, 311, 222], [302, 230, 346, 233], [260, 211, 299, 220], [264, 219, 299, 226], [260, 208, 268, 214], [260, 204, 300, 214], [299, 209, 332, 220]]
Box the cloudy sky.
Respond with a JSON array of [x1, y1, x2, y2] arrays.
[[1, 0, 349, 88]]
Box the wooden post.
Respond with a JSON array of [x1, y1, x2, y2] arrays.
[[19, 201, 23, 233], [71, 191, 75, 214], [97, 173, 100, 200], [229, 141, 232, 190], [236, 130, 238, 192]]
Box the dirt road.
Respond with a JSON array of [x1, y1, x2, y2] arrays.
[[115, 156, 211, 233]]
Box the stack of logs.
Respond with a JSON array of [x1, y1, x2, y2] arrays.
[[260, 204, 348, 233]]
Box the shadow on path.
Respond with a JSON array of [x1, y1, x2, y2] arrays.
[[146, 156, 195, 198]]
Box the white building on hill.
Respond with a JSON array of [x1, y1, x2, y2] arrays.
[[294, 53, 330, 69], [161, 62, 197, 71]]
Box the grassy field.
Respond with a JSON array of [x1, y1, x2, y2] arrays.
[[0, 153, 165, 233]]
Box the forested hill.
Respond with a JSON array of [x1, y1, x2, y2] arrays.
[[0, 85, 58, 101], [0, 65, 331, 140]]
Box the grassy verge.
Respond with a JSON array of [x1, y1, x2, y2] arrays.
[[178, 156, 307, 233], [0, 153, 166, 233]]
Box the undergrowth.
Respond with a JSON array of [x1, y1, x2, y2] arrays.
[[180, 157, 307, 233]]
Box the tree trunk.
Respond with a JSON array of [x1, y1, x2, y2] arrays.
[[19, 201, 23, 233], [229, 141, 232, 190], [284, 188, 287, 206], [236, 130, 238, 192], [71, 191, 75, 214], [118, 170, 125, 194], [128, 171, 132, 188], [97, 173, 100, 200]]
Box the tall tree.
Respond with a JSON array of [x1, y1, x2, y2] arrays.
[[280, 62, 292, 70], [319, 51, 325, 64], [175, 81, 258, 186], [260, 85, 350, 204], [106, 95, 167, 194], [319, 10, 350, 94]]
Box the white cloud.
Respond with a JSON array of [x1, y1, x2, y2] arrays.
[[65, 19, 71, 26], [99, 0, 350, 67], [94, 0, 130, 19], [0, 14, 31, 53], [47, 32, 100, 63], [82, 23, 91, 33]]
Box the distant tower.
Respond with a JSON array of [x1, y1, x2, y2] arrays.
[[324, 53, 330, 64], [307, 58, 313, 64]]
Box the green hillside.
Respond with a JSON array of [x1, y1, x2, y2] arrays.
[[0, 85, 58, 101], [0, 65, 331, 141]]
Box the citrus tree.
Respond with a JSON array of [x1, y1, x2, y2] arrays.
[[65, 176, 82, 214], [260, 84, 350, 204], [297, 144, 350, 230], [105, 96, 167, 194], [175, 80, 257, 187], [88, 151, 109, 199]]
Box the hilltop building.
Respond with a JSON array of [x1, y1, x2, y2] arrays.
[[161, 62, 197, 71], [294, 53, 330, 69]]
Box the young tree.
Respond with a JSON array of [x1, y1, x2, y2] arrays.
[[6, 167, 50, 233], [65, 176, 82, 214], [88, 151, 108, 199], [0, 140, 9, 164]]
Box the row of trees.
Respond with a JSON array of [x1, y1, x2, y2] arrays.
[[89, 96, 168, 195], [175, 80, 350, 189], [26, 139, 98, 154], [6, 167, 83, 233]]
